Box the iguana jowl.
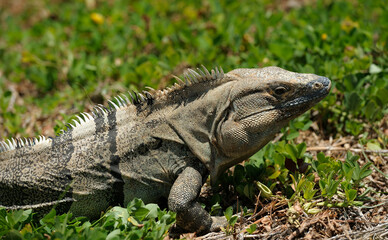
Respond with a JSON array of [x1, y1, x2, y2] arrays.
[[0, 66, 331, 234]]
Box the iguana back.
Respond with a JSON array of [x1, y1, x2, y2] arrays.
[[0, 86, 204, 219]]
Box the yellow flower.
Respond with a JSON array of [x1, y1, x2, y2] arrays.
[[21, 51, 34, 63], [341, 17, 359, 33], [321, 33, 327, 41], [90, 12, 104, 25]]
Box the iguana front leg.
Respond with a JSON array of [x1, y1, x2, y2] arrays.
[[168, 167, 226, 234]]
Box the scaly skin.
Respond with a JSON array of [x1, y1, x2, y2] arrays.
[[0, 66, 331, 234]]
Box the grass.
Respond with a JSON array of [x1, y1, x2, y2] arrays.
[[0, 0, 387, 239]]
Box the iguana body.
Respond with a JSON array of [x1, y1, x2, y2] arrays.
[[0, 66, 331, 233]]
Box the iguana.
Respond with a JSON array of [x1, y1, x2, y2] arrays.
[[0, 66, 331, 234]]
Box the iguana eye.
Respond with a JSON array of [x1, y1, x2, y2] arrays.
[[274, 86, 287, 95]]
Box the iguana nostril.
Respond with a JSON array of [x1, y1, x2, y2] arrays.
[[313, 82, 323, 90]]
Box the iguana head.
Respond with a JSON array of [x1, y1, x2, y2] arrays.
[[211, 67, 331, 180], [164, 66, 331, 183]]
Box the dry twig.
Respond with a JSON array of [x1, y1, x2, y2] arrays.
[[306, 146, 388, 154]]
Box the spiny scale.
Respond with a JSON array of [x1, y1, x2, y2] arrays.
[[0, 66, 224, 154], [0, 136, 51, 152]]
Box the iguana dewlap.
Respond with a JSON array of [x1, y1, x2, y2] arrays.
[[0, 66, 330, 234]]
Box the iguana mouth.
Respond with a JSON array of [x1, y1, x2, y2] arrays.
[[238, 78, 330, 121], [237, 90, 327, 121], [282, 76, 331, 109], [237, 77, 331, 121], [282, 90, 328, 108]]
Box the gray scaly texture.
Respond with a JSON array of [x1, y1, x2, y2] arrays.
[[0, 66, 331, 234]]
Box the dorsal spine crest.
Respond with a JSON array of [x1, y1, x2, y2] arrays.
[[0, 66, 224, 153]]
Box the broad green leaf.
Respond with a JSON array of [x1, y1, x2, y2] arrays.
[[302, 181, 317, 200], [127, 198, 145, 213], [296, 143, 307, 159], [106, 229, 121, 240], [369, 64, 382, 74], [345, 120, 363, 136], [319, 179, 327, 195], [344, 92, 362, 112], [292, 176, 303, 193], [273, 152, 285, 166], [243, 184, 255, 199], [210, 203, 222, 216], [285, 144, 298, 162], [229, 215, 239, 226], [144, 204, 159, 219], [246, 224, 257, 234], [364, 100, 378, 120], [317, 152, 328, 163], [286, 131, 299, 140], [224, 206, 233, 221], [359, 167, 373, 180], [317, 163, 333, 175], [134, 207, 150, 221], [376, 88, 388, 105], [366, 141, 381, 151], [40, 209, 57, 225], [345, 189, 358, 202], [4, 229, 23, 240], [328, 180, 341, 197]]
